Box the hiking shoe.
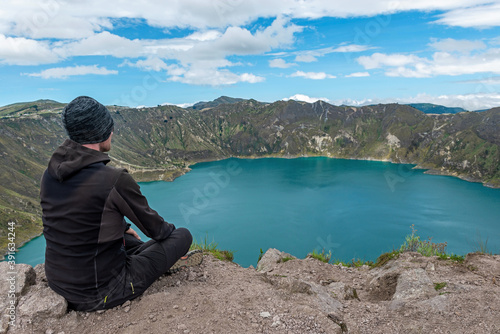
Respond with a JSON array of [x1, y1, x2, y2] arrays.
[[168, 249, 203, 273]]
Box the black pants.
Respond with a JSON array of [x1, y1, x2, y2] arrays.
[[73, 228, 192, 311]]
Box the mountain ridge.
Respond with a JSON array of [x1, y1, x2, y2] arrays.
[[406, 103, 469, 114]]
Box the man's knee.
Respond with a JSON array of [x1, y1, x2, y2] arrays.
[[175, 227, 193, 246]]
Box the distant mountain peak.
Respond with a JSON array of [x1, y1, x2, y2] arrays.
[[407, 103, 468, 114], [0, 99, 65, 117], [190, 96, 250, 110]]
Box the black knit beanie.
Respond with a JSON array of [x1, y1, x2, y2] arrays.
[[62, 96, 114, 144]]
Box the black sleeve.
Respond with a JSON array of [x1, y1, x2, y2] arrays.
[[112, 170, 175, 241]]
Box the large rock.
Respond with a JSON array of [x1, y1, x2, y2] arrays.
[[390, 267, 438, 309], [0, 262, 36, 334], [256, 248, 296, 272], [17, 283, 67, 323], [0, 262, 36, 296], [0, 263, 67, 334]]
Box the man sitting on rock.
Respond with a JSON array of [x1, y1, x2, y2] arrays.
[[40, 96, 202, 311]]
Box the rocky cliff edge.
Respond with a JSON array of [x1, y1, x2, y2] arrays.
[[1, 249, 499, 334]]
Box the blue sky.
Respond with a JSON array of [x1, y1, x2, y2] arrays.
[[1, 0, 500, 110]]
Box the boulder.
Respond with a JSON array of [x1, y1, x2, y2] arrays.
[[256, 248, 296, 272], [17, 283, 67, 323], [0, 263, 67, 334], [0, 262, 36, 334], [390, 268, 437, 309], [0, 262, 36, 297]]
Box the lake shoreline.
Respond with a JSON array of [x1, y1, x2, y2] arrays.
[[147, 154, 500, 190]]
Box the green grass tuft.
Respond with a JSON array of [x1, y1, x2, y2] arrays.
[[278, 256, 294, 263], [437, 252, 465, 263], [309, 248, 332, 263], [350, 258, 374, 268], [374, 250, 400, 267], [319, 225, 472, 270], [434, 282, 447, 291], [472, 231, 492, 255], [190, 235, 235, 262], [258, 248, 264, 263]]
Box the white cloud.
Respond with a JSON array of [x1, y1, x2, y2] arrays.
[[345, 72, 370, 77], [3, 15, 299, 85], [168, 67, 264, 85], [294, 54, 317, 62], [460, 75, 500, 85], [291, 44, 372, 64], [185, 30, 222, 41], [357, 40, 500, 78], [0, 34, 60, 65], [122, 57, 170, 72], [332, 92, 500, 111], [492, 37, 500, 45], [269, 58, 296, 68], [213, 16, 301, 55], [283, 90, 500, 110], [159, 16, 300, 85], [240, 73, 266, 83], [435, 2, 500, 28], [332, 44, 373, 53], [62, 31, 144, 58], [408, 93, 500, 110], [25, 65, 118, 79], [7, 7, 112, 39], [1, 0, 497, 43], [429, 38, 486, 53], [290, 71, 336, 80], [283, 94, 331, 103], [3, 0, 500, 87], [357, 53, 422, 69], [161, 101, 195, 108]]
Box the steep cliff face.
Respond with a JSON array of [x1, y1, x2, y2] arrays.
[[111, 100, 500, 186], [0, 99, 499, 255]]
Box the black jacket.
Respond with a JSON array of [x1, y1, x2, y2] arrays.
[[40, 139, 174, 305]]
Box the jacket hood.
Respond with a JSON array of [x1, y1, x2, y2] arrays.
[[48, 139, 111, 182]]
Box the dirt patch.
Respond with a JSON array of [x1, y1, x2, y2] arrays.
[[367, 272, 399, 301]]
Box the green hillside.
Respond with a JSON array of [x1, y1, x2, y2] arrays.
[[1, 98, 499, 256], [0, 99, 65, 117]]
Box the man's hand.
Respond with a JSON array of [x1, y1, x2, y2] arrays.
[[125, 227, 141, 240]]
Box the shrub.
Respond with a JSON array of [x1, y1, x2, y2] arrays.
[[399, 224, 447, 257]]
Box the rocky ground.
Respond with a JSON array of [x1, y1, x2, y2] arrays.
[[1, 249, 499, 334]]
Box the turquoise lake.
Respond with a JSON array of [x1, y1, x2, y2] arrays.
[[13, 157, 500, 268]]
